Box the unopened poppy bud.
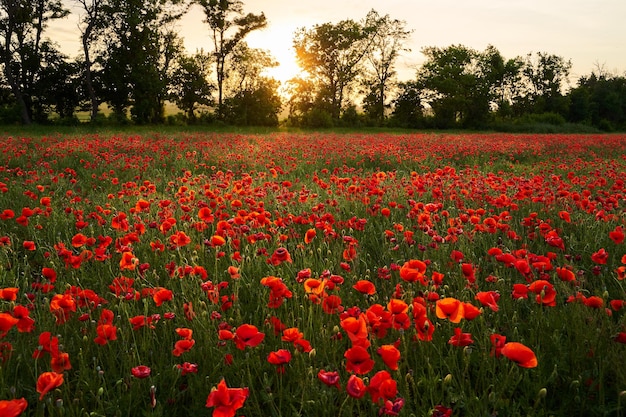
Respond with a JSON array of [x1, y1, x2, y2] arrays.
[[537, 388, 547, 399], [488, 391, 496, 402], [333, 325, 340, 333], [308, 349, 316, 358], [97, 387, 104, 397], [443, 374, 453, 385], [603, 290, 609, 299]]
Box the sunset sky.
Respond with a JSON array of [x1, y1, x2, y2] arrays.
[[51, 0, 626, 85]]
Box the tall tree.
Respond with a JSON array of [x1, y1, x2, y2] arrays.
[[416, 44, 477, 128], [169, 50, 214, 121], [98, 0, 188, 123], [0, 0, 68, 124], [196, 0, 267, 118], [222, 43, 281, 126], [361, 9, 411, 124], [292, 17, 375, 122], [518, 51, 572, 115], [74, 0, 103, 121]]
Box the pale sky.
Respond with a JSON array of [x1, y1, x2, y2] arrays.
[[50, 0, 626, 86]]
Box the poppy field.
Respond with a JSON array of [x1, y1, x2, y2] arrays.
[[0, 132, 625, 417]]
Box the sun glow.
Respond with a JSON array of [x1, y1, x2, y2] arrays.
[[245, 26, 305, 84]]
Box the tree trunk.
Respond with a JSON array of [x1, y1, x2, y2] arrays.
[[82, 25, 99, 121], [2, 56, 31, 124]]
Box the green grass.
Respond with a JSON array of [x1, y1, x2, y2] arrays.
[[0, 131, 624, 417]]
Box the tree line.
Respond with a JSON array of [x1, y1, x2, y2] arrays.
[[1, 0, 625, 131]]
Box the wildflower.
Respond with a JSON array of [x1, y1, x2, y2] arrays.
[[176, 362, 199, 376], [399, 259, 427, 285], [234, 324, 265, 350], [527, 280, 556, 306], [172, 339, 195, 356], [435, 298, 465, 323], [490, 333, 507, 357], [304, 228, 316, 244], [50, 352, 72, 373], [0, 397, 28, 417], [501, 342, 538, 368], [269, 247, 292, 266], [591, 248, 609, 265], [368, 370, 397, 403], [205, 378, 249, 417], [94, 324, 117, 345], [267, 349, 291, 373], [609, 226, 624, 244], [475, 291, 500, 312], [448, 327, 474, 347], [36, 372, 64, 400], [377, 344, 401, 371], [317, 370, 340, 390], [379, 397, 405, 416], [131, 365, 151, 379], [346, 374, 367, 399], [0, 287, 18, 301], [353, 280, 376, 295], [344, 345, 374, 375]]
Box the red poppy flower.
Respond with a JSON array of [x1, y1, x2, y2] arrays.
[[501, 342, 538, 368], [176, 362, 199, 375], [50, 352, 72, 373], [591, 248, 609, 265], [435, 298, 465, 323], [269, 247, 292, 266], [556, 267, 576, 282], [172, 339, 195, 356], [490, 333, 507, 358], [267, 349, 291, 373], [512, 283, 529, 299], [317, 369, 340, 390], [353, 279, 376, 295], [399, 259, 427, 285], [152, 287, 173, 307], [36, 371, 64, 400], [304, 228, 316, 244], [0, 287, 18, 301], [377, 344, 401, 371], [340, 313, 370, 348], [131, 365, 151, 379], [176, 327, 193, 340], [475, 291, 500, 312], [368, 370, 397, 403], [346, 374, 367, 399], [609, 226, 624, 244], [448, 327, 473, 347], [0, 397, 28, 417], [205, 378, 249, 417], [12, 305, 34, 333], [234, 324, 265, 350], [344, 345, 375, 375], [94, 324, 117, 345], [322, 294, 343, 314], [281, 327, 304, 343], [22, 241, 36, 251], [527, 280, 556, 306], [461, 302, 482, 320], [0, 313, 18, 334]]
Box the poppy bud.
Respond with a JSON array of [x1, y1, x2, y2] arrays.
[[537, 388, 547, 399]]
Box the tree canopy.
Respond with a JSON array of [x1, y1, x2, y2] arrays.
[[0, 1, 624, 130]]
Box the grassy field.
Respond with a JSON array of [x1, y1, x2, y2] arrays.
[[0, 131, 624, 416]]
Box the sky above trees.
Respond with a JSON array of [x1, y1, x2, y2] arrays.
[[50, 0, 625, 84]]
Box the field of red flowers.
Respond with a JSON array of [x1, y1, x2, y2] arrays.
[[0, 132, 624, 417]]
